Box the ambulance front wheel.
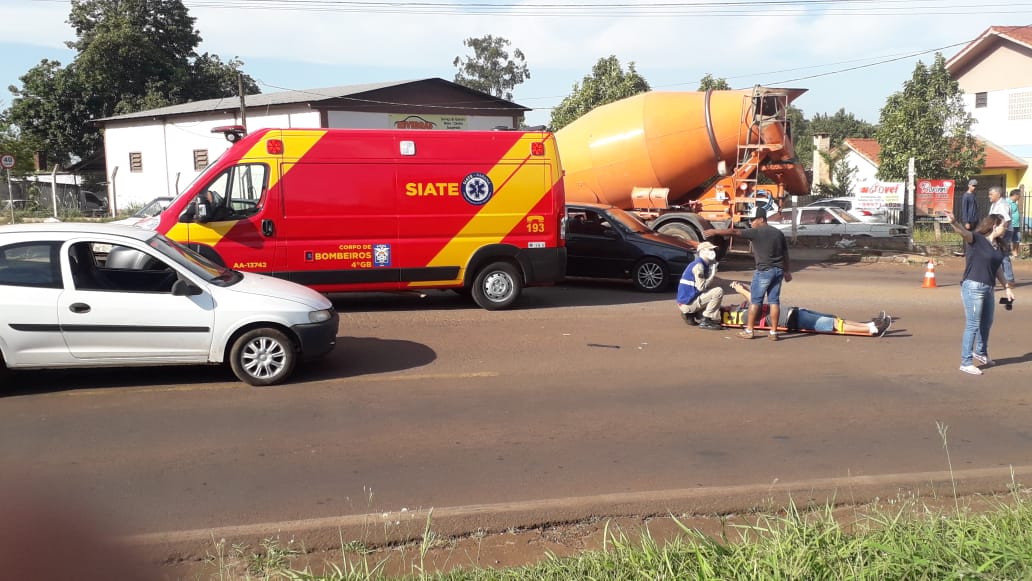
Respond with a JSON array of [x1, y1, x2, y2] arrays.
[[472, 261, 522, 310]]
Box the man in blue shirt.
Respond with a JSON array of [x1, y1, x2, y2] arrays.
[[676, 241, 725, 330]]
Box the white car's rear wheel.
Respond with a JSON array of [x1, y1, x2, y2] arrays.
[[230, 328, 296, 386]]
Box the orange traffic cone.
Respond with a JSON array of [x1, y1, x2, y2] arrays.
[[922, 260, 937, 288]]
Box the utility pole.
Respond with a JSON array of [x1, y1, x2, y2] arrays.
[[238, 74, 248, 132], [907, 157, 915, 252]]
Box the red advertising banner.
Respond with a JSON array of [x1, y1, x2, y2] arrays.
[[915, 179, 955, 221]]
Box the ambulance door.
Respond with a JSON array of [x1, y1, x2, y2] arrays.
[[181, 161, 283, 274], [279, 162, 400, 291]]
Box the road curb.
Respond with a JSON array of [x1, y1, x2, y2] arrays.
[[124, 464, 1032, 565]]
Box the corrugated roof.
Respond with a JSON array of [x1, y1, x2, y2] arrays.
[[946, 25, 1032, 72], [97, 78, 527, 122], [844, 137, 1027, 170]]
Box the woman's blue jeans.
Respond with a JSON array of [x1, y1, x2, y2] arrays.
[[960, 279, 995, 366]]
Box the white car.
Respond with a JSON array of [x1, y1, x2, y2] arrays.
[[111, 196, 173, 227], [0, 223, 338, 386], [767, 207, 908, 237], [805, 197, 887, 224]]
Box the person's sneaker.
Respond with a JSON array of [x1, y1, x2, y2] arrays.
[[698, 318, 723, 331], [768, 332, 779, 341], [973, 354, 995, 367], [874, 316, 892, 337], [959, 364, 983, 375], [737, 329, 754, 339], [682, 313, 700, 326]]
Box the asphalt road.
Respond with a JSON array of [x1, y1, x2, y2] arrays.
[[2, 254, 1031, 558]]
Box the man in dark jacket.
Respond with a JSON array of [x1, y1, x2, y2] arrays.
[[961, 179, 980, 231]]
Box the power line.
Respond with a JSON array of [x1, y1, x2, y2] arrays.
[[174, 0, 1032, 17]]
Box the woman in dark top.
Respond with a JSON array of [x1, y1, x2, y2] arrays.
[[945, 212, 1016, 375]]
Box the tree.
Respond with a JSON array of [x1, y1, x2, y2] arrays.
[[793, 107, 875, 174], [453, 35, 530, 100], [550, 56, 650, 130], [697, 74, 731, 91], [0, 106, 37, 175], [814, 149, 858, 198], [875, 53, 983, 182], [8, 0, 259, 167]]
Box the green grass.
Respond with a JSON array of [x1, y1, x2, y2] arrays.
[[199, 426, 1032, 581], [911, 223, 965, 246], [205, 489, 1032, 580]]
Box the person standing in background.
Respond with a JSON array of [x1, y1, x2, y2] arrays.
[[1009, 189, 1022, 258], [961, 179, 980, 231], [988, 186, 1016, 286], [704, 206, 792, 341], [944, 211, 1015, 376]]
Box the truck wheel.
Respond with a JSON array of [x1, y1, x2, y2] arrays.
[[472, 261, 522, 310], [230, 327, 296, 386], [657, 223, 728, 260], [633, 258, 669, 292], [657, 222, 700, 243]]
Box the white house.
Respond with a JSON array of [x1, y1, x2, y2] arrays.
[[946, 25, 1032, 190], [96, 78, 530, 210], [824, 26, 1031, 212]]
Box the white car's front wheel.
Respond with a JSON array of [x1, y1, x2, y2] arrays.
[[230, 328, 297, 386]]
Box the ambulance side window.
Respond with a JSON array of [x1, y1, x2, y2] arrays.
[[228, 164, 267, 218]]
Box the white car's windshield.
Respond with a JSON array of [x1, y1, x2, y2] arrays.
[[827, 207, 861, 223], [133, 198, 170, 218], [149, 234, 242, 286], [604, 208, 650, 233]]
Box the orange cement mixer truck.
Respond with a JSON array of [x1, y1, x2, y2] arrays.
[[554, 86, 810, 249]]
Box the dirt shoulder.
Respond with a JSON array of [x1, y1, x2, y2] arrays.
[[141, 465, 1032, 579]]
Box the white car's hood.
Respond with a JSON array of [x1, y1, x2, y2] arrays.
[[222, 271, 332, 310]]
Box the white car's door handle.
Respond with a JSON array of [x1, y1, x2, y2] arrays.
[[69, 303, 91, 314]]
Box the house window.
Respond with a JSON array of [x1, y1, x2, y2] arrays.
[[129, 152, 143, 173], [1009, 91, 1032, 121], [974, 92, 987, 108], [193, 149, 209, 171]]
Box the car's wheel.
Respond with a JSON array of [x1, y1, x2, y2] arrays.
[[471, 261, 522, 310], [229, 327, 296, 386], [0, 351, 8, 385], [632, 258, 669, 292]]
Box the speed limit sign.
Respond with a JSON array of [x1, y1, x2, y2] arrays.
[[0, 154, 14, 169]]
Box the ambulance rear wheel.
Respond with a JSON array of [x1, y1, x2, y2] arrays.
[[472, 261, 522, 310]]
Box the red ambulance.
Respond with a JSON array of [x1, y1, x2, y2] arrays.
[[152, 127, 567, 309]]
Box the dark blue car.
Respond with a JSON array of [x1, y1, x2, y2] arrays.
[[565, 203, 696, 292]]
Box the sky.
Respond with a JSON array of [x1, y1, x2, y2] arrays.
[[1, 0, 1028, 128]]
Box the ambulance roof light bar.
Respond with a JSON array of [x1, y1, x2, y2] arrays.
[[212, 125, 247, 143]]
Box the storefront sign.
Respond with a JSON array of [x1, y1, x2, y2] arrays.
[[914, 179, 955, 221], [856, 181, 904, 210], [389, 114, 468, 130]]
